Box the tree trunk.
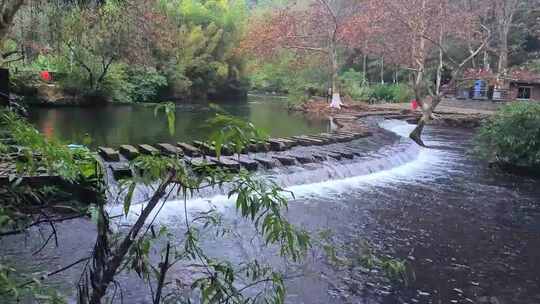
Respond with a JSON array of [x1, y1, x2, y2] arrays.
[[497, 26, 509, 77], [483, 50, 490, 70], [409, 95, 441, 147], [86, 174, 174, 303], [380, 57, 384, 84], [329, 47, 342, 109], [363, 53, 367, 81], [0, 0, 25, 48]]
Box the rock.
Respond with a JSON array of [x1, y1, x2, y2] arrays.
[[138, 144, 160, 155], [156, 143, 182, 156], [98, 147, 120, 162], [119, 145, 140, 160], [177, 142, 201, 157]]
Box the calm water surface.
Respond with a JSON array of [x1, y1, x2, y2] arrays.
[[26, 95, 329, 148]]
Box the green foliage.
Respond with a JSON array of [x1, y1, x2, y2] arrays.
[[339, 69, 371, 101], [126, 67, 167, 103], [369, 83, 413, 103], [107, 110, 309, 304], [10, 70, 40, 95], [1, 112, 98, 182], [154, 102, 177, 136], [207, 106, 267, 157], [247, 51, 328, 103], [475, 102, 540, 168], [155, 0, 249, 99]]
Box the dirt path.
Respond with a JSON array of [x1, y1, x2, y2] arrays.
[[369, 99, 500, 116]]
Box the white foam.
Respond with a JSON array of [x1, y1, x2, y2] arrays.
[[111, 120, 448, 224]]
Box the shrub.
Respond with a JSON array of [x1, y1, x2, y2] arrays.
[[369, 84, 395, 102], [102, 63, 136, 102], [339, 69, 371, 101], [475, 102, 540, 168], [10, 69, 40, 95], [126, 67, 168, 103], [392, 84, 414, 103], [368, 84, 412, 103]]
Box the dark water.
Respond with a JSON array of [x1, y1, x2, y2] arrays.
[[2, 121, 540, 304], [26, 95, 329, 148]]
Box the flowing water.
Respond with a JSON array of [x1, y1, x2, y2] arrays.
[[2, 107, 540, 303]]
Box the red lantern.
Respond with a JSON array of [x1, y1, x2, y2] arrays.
[[40, 71, 51, 82]]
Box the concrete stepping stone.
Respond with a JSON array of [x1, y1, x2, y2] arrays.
[[110, 163, 131, 179], [254, 156, 278, 169], [289, 153, 315, 164], [267, 139, 287, 151], [291, 136, 325, 146], [193, 141, 217, 156], [119, 145, 140, 160], [312, 153, 328, 161], [316, 133, 340, 143], [331, 134, 353, 142], [188, 157, 216, 170], [228, 143, 247, 154], [156, 143, 182, 156], [98, 147, 120, 162], [340, 147, 363, 156], [249, 139, 271, 152], [325, 152, 342, 160], [330, 150, 355, 159], [138, 144, 159, 155], [177, 142, 201, 157], [272, 155, 296, 166], [276, 138, 297, 148], [209, 157, 241, 172], [304, 135, 329, 145], [237, 156, 259, 171], [208, 141, 233, 156]]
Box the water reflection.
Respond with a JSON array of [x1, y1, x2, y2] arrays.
[[27, 96, 329, 148]]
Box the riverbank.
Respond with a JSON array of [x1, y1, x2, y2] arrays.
[[294, 98, 497, 129]]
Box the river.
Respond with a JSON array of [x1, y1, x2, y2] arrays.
[[26, 95, 329, 148], [2, 99, 540, 304]]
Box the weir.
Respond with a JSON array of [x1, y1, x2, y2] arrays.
[[108, 119, 424, 221], [98, 129, 373, 180]]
